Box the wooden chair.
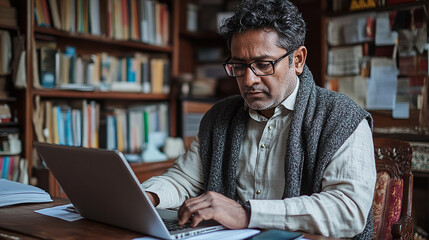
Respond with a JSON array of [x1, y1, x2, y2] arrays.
[[372, 138, 414, 240]]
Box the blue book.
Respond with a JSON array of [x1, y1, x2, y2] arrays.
[[127, 58, 136, 82], [56, 106, 65, 145], [2, 157, 9, 179], [65, 108, 73, 146]]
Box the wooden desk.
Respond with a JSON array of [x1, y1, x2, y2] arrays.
[[0, 198, 338, 240]]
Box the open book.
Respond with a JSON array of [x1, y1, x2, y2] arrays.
[[0, 179, 52, 207]]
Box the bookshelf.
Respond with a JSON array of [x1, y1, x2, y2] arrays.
[[7, 0, 182, 196], [0, 0, 23, 182], [321, 0, 428, 133], [321, 0, 429, 233]]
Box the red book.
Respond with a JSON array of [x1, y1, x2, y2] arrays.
[[40, 0, 52, 26], [386, 0, 415, 4], [121, 0, 129, 40]]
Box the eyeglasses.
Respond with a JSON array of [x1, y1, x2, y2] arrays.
[[223, 49, 295, 77]]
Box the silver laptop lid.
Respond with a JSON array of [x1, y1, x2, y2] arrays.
[[34, 142, 172, 239]]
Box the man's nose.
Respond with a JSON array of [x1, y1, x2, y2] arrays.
[[242, 67, 260, 86]]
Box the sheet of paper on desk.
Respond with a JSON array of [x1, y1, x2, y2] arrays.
[[134, 229, 260, 240], [35, 203, 84, 222]]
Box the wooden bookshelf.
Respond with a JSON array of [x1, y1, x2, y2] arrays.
[[32, 89, 170, 101], [321, 0, 429, 233], [9, 0, 182, 197], [34, 26, 173, 53]]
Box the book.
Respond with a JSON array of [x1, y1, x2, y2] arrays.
[[0, 178, 52, 208], [38, 46, 57, 88], [48, 0, 61, 29], [0, 30, 12, 75]]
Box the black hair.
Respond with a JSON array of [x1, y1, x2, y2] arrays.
[[219, 0, 306, 55]]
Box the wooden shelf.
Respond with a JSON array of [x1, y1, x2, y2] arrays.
[[0, 122, 19, 127], [0, 24, 19, 31], [180, 30, 224, 43], [130, 159, 175, 183], [34, 26, 173, 53], [33, 89, 170, 101], [0, 97, 17, 102], [324, 0, 428, 17]]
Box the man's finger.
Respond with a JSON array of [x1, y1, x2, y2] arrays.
[[178, 197, 212, 225], [190, 208, 214, 227]]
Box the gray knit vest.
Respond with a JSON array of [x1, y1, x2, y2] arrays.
[[198, 65, 373, 239]]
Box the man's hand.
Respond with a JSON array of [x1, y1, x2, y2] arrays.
[[178, 191, 250, 229], [146, 191, 160, 207]]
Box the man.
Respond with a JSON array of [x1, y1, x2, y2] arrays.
[[143, 0, 376, 238]]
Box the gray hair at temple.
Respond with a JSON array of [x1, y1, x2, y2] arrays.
[[219, 0, 306, 57]]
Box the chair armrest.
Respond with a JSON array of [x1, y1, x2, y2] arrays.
[[392, 214, 413, 240]]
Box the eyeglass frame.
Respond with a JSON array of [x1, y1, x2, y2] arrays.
[[222, 49, 296, 77]]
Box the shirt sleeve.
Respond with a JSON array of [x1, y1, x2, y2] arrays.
[[142, 136, 205, 209], [248, 119, 377, 238]]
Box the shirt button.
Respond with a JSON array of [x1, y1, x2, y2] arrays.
[[260, 144, 265, 148], [256, 190, 261, 195], [268, 126, 272, 130]]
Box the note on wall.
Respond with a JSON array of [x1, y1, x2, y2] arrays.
[[366, 57, 398, 110], [327, 45, 363, 76], [375, 12, 398, 46]]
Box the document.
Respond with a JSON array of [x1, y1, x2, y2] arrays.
[[327, 45, 363, 76], [35, 203, 83, 222], [327, 76, 367, 108], [326, 13, 375, 46], [375, 12, 398, 46], [366, 58, 398, 110], [0, 179, 52, 207]]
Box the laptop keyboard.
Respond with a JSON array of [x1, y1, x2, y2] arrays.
[[163, 218, 192, 232]]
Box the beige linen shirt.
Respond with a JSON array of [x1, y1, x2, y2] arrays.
[[143, 80, 377, 238]]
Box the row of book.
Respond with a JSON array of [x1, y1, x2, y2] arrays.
[[34, 99, 100, 148], [36, 43, 170, 93], [0, 156, 23, 181], [329, 0, 419, 12], [102, 103, 169, 153], [0, 0, 17, 27], [34, 0, 169, 46], [33, 99, 169, 154], [0, 30, 11, 75]]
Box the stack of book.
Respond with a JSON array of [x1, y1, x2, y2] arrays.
[[0, 0, 17, 27], [34, 0, 170, 46]]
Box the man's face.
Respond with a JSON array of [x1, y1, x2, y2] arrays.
[[230, 29, 298, 117]]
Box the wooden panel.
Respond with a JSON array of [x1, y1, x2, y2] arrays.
[[131, 159, 175, 183], [182, 100, 214, 113]]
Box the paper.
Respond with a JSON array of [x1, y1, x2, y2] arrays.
[[375, 12, 398, 46], [327, 13, 375, 46], [327, 45, 363, 76], [327, 76, 367, 108], [392, 102, 409, 119], [0, 179, 52, 207], [134, 229, 260, 240], [35, 203, 84, 222], [366, 58, 398, 110]]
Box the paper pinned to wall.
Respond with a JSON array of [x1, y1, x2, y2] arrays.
[[366, 57, 398, 110], [327, 76, 367, 108], [327, 45, 363, 76], [375, 12, 398, 46]]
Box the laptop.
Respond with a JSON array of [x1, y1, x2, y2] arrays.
[[34, 142, 225, 239]]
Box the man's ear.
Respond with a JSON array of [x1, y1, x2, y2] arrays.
[[293, 46, 307, 75]]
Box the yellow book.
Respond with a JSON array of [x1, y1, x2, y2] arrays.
[[52, 106, 59, 144], [45, 100, 53, 143], [115, 109, 124, 152]]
